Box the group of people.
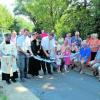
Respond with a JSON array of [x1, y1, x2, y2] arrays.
[[0, 28, 100, 85]]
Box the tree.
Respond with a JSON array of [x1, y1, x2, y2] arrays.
[[55, 0, 94, 37], [91, 0, 100, 35], [14, 0, 100, 38], [10, 17, 34, 33], [14, 0, 69, 32], [0, 4, 13, 32]]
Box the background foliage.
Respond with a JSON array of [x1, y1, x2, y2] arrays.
[[0, 0, 100, 38], [0, 4, 13, 32]]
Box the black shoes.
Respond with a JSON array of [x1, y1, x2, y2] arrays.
[[93, 71, 98, 76], [6, 78, 17, 84], [11, 77, 17, 83], [6, 80, 11, 85], [11, 78, 17, 83]]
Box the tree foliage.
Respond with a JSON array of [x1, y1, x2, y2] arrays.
[[12, 0, 100, 37], [10, 17, 34, 33], [0, 4, 13, 32]]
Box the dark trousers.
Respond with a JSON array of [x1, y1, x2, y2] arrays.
[[91, 52, 97, 61], [51, 62, 57, 72], [60, 59, 65, 72], [28, 57, 40, 76], [41, 61, 52, 74], [39, 50, 52, 74]]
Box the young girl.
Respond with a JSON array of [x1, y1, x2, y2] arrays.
[[71, 42, 79, 69], [56, 51, 62, 72], [71, 42, 79, 53], [63, 46, 71, 71]]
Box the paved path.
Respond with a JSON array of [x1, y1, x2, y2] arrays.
[[0, 81, 40, 100], [0, 70, 100, 100], [21, 71, 100, 100]]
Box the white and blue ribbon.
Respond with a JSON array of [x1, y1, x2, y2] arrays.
[[32, 52, 80, 63]]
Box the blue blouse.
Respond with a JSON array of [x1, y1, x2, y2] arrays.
[[80, 47, 91, 63]]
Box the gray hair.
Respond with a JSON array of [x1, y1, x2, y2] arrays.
[[94, 33, 98, 39], [75, 31, 80, 35]]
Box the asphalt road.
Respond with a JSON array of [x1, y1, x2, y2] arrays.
[[20, 70, 100, 100]]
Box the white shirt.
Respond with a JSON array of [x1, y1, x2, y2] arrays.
[[41, 36, 56, 59], [41, 36, 55, 51], [17, 35, 31, 52], [24, 36, 31, 52]]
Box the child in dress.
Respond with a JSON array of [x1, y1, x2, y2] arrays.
[[56, 51, 62, 72], [71, 42, 79, 53], [63, 46, 71, 71], [71, 42, 79, 69]]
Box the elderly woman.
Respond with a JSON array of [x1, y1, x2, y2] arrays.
[[10, 30, 17, 45], [74, 40, 91, 74], [71, 31, 82, 49], [0, 34, 18, 84], [89, 34, 100, 60], [98, 66, 100, 81], [89, 46, 100, 76]]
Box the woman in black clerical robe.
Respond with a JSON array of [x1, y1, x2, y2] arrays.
[[28, 32, 42, 76]]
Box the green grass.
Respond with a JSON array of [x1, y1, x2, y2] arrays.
[[0, 95, 7, 100], [0, 88, 8, 100]]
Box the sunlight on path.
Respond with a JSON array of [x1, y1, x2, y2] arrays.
[[1, 82, 40, 100]]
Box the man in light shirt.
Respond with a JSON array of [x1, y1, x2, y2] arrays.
[[17, 28, 30, 82], [41, 33, 56, 75]]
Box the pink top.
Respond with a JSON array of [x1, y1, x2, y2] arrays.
[[89, 39, 99, 52], [40, 32, 48, 38], [61, 45, 67, 54], [64, 51, 71, 65]]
